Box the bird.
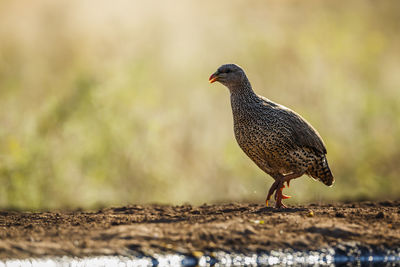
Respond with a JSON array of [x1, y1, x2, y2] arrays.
[[209, 63, 334, 208]]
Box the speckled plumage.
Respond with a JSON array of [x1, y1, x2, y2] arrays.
[[209, 64, 334, 208]]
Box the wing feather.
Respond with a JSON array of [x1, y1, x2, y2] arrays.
[[260, 96, 327, 154]]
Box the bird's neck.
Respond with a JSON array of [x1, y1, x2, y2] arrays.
[[229, 80, 258, 103]]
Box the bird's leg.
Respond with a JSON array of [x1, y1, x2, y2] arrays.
[[276, 173, 304, 207], [266, 172, 304, 208], [266, 174, 286, 206], [274, 185, 291, 200], [274, 181, 287, 208], [266, 179, 280, 207]]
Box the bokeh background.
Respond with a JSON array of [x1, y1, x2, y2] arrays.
[[0, 0, 399, 209]]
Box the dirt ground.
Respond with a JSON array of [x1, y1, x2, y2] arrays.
[[0, 201, 399, 259]]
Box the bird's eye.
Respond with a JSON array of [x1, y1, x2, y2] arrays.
[[225, 69, 231, 73]]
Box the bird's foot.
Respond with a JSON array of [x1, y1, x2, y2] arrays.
[[274, 185, 291, 200], [274, 185, 290, 208], [266, 181, 291, 208], [266, 173, 302, 208], [275, 200, 287, 209]]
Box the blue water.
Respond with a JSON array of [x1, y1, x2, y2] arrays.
[[1, 247, 399, 266]]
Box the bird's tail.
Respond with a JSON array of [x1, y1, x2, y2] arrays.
[[308, 156, 334, 186]]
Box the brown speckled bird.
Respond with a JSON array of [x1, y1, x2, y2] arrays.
[[209, 64, 334, 208]]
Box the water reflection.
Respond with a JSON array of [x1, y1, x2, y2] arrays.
[[1, 247, 399, 266]]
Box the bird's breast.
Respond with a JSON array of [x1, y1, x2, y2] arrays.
[[233, 114, 268, 154]]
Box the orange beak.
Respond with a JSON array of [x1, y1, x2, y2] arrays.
[[209, 73, 218, 83]]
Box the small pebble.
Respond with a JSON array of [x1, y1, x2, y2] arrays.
[[192, 251, 203, 258]]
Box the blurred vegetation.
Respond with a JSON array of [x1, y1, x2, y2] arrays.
[[0, 0, 399, 209]]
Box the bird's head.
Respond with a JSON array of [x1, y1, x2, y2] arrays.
[[209, 64, 248, 89]]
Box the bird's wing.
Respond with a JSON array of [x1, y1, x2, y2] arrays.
[[260, 96, 327, 154]]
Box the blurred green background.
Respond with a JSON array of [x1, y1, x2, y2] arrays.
[[0, 0, 399, 209]]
